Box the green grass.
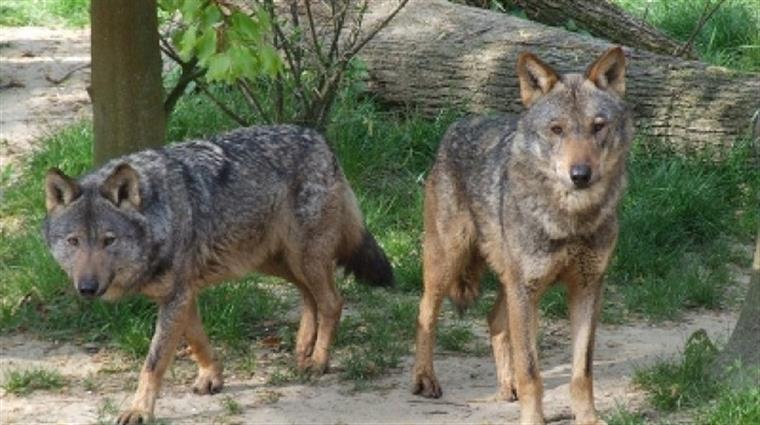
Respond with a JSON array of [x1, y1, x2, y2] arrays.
[[437, 320, 476, 352], [700, 386, 760, 425], [605, 405, 648, 425], [626, 330, 760, 424], [612, 0, 760, 71], [634, 330, 720, 411], [0, 0, 89, 27], [2, 367, 66, 395]]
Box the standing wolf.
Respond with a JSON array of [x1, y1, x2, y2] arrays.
[[43, 125, 393, 424], [412, 47, 632, 425]]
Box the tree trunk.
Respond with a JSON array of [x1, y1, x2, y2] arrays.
[[512, 0, 690, 57], [714, 116, 760, 386], [714, 227, 760, 387], [360, 0, 760, 151], [91, 0, 165, 166]]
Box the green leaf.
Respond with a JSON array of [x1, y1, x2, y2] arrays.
[[196, 28, 217, 63], [259, 45, 282, 77], [180, 0, 202, 20], [206, 52, 233, 83], [229, 46, 259, 80], [199, 4, 222, 29], [177, 24, 199, 61], [231, 11, 260, 41]]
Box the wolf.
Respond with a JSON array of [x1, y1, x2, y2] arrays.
[[43, 125, 393, 424], [411, 47, 633, 425]]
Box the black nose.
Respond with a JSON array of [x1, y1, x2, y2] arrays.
[[77, 279, 99, 298], [570, 165, 592, 188]]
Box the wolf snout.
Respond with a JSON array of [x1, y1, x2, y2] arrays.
[[77, 278, 100, 298], [570, 164, 592, 188]]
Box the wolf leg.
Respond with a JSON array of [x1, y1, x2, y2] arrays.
[[488, 286, 517, 401], [117, 289, 193, 425], [258, 260, 318, 370], [293, 281, 318, 370], [300, 261, 342, 375], [185, 298, 224, 395], [503, 269, 544, 424], [567, 275, 606, 425], [412, 226, 468, 398]]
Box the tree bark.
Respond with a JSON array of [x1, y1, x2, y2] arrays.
[[714, 227, 760, 387], [512, 0, 690, 57], [91, 0, 166, 166], [360, 0, 760, 151]]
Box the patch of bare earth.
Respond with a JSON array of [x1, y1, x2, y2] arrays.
[[0, 26, 91, 170], [0, 309, 738, 424]]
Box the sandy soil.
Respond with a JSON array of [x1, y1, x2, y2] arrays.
[[0, 26, 91, 170], [0, 311, 738, 424], [0, 26, 745, 425]]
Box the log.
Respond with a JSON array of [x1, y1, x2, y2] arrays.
[[359, 0, 760, 151], [512, 0, 690, 57]]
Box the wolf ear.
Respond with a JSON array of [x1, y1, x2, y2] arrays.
[[585, 46, 626, 97], [517, 52, 560, 108], [101, 163, 141, 210], [45, 168, 81, 213]]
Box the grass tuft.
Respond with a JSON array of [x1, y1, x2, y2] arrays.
[[2, 367, 66, 396], [633, 329, 719, 411]]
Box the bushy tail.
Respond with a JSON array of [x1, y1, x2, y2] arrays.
[[337, 177, 394, 287], [339, 229, 394, 287]]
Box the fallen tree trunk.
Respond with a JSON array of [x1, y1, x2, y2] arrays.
[[360, 0, 760, 150], [512, 0, 690, 57]]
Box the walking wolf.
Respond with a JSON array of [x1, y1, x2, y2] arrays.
[[43, 125, 393, 424]]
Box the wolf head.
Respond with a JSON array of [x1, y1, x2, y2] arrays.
[[514, 47, 633, 208], [43, 164, 151, 301]]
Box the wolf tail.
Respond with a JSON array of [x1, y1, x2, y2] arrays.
[[337, 182, 394, 287]]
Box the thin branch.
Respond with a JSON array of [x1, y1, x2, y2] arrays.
[[238, 80, 273, 123], [346, 0, 409, 59], [327, 1, 351, 63], [197, 83, 250, 126], [675, 0, 727, 57], [304, 0, 328, 68]]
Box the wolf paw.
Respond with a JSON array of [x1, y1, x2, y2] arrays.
[[498, 385, 518, 402], [576, 417, 607, 425], [116, 408, 152, 425], [412, 373, 442, 398], [192, 366, 224, 395], [298, 356, 328, 377]]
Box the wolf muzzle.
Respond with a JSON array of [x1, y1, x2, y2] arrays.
[[76, 278, 100, 299]]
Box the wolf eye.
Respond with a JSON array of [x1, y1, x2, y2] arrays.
[[103, 235, 116, 247], [550, 125, 564, 136], [593, 122, 606, 133], [66, 236, 79, 247]]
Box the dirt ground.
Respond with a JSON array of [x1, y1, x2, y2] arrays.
[[0, 311, 739, 424], [0, 26, 91, 171], [0, 26, 745, 425]]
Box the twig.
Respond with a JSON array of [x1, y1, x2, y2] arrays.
[[198, 83, 250, 126], [238, 80, 272, 123], [45, 63, 90, 85], [305, 0, 328, 68], [346, 0, 409, 58], [675, 0, 727, 57]]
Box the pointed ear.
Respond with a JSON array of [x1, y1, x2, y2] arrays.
[[585, 46, 626, 97], [101, 163, 141, 210], [45, 168, 81, 213], [517, 52, 560, 108]]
